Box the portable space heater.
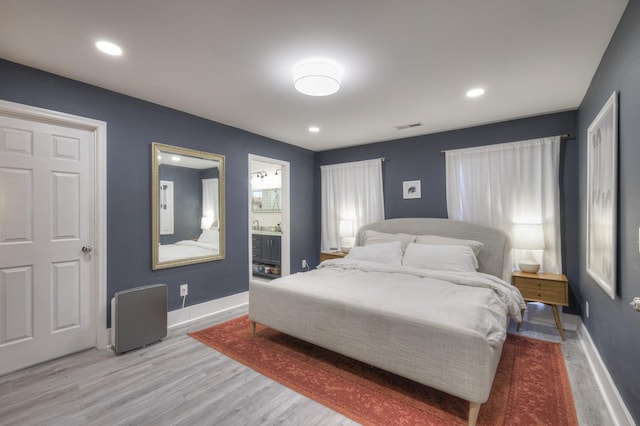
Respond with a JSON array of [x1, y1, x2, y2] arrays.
[[111, 284, 167, 354]]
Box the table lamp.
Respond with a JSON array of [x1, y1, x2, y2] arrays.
[[201, 216, 213, 230], [513, 223, 545, 273], [339, 219, 355, 253]]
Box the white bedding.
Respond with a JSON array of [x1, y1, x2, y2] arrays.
[[158, 240, 218, 262], [250, 219, 520, 422], [272, 258, 525, 347]]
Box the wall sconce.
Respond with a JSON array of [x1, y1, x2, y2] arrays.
[[251, 171, 268, 184], [513, 223, 545, 273]]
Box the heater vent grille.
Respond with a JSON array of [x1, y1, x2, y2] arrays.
[[395, 122, 423, 130], [111, 284, 167, 354]]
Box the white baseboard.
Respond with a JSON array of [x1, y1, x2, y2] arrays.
[[578, 319, 635, 426], [103, 292, 248, 352], [167, 291, 249, 329]]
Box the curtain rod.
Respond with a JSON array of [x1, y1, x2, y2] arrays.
[[439, 134, 570, 154], [319, 157, 386, 167]]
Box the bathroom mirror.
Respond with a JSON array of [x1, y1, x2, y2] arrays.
[[151, 142, 225, 269], [252, 188, 281, 212]]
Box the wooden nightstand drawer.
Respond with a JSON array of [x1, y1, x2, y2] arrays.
[[515, 280, 567, 305], [320, 251, 347, 262]]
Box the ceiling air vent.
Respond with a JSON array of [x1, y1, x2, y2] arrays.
[[395, 122, 423, 130]]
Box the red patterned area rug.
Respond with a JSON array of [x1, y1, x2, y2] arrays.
[[189, 315, 577, 425]]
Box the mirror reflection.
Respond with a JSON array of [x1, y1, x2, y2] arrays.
[[252, 188, 281, 212], [152, 142, 225, 269]]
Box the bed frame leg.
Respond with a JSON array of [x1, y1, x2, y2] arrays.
[[516, 307, 526, 331], [250, 321, 256, 338], [468, 401, 481, 426]]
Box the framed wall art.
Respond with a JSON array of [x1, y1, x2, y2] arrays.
[[403, 180, 421, 199], [586, 91, 618, 299]]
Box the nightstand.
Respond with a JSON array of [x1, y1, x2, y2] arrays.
[[320, 251, 347, 262], [512, 271, 569, 341]]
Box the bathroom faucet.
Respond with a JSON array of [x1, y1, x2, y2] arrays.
[[252, 220, 260, 231]]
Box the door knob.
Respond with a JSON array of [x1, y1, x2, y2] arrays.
[[82, 245, 93, 254]]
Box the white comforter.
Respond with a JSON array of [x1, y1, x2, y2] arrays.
[[273, 258, 525, 347], [158, 240, 218, 262]]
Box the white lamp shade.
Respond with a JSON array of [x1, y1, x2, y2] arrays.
[[512, 223, 545, 250], [339, 219, 355, 253], [339, 219, 354, 238], [201, 216, 213, 230], [293, 60, 342, 96]]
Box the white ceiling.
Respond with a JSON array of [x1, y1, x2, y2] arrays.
[[0, 0, 628, 152]]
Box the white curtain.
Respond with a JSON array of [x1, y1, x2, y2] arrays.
[[445, 137, 562, 273], [321, 159, 384, 251], [202, 178, 218, 229]]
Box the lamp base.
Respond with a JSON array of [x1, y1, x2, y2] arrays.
[[519, 262, 540, 274]]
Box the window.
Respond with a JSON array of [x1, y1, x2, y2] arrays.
[[446, 137, 562, 273], [320, 159, 384, 251]]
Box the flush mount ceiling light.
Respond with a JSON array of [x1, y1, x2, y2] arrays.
[[308, 126, 320, 133], [293, 59, 342, 96], [466, 88, 485, 98], [95, 40, 122, 56]]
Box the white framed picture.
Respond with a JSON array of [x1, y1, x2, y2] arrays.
[[403, 180, 421, 199], [586, 91, 617, 299]]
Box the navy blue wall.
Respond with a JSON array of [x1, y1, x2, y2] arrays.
[[315, 111, 579, 312], [0, 59, 318, 323], [577, 0, 639, 421]]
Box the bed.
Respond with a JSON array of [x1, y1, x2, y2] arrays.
[[249, 218, 525, 425], [158, 229, 219, 262]]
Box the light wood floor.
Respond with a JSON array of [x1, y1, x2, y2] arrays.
[[0, 304, 613, 426]]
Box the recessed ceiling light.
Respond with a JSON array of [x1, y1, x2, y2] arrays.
[[293, 59, 342, 96], [466, 88, 485, 98], [96, 40, 122, 56], [308, 126, 320, 133]]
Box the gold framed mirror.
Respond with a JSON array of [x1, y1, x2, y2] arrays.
[[151, 142, 225, 269]]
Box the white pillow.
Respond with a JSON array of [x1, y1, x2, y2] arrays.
[[414, 234, 484, 256], [198, 229, 218, 245], [402, 243, 478, 272], [363, 230, 416, 252], [346, 241, 403, 266]]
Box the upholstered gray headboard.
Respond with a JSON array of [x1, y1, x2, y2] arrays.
[[355, 218, 512, 282]]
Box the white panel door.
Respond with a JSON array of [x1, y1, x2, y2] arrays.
[[0, 114, 95, 375], [159, 180, 174, 235]]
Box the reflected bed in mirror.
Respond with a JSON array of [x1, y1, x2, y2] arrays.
[[152, 142, 225, 269]]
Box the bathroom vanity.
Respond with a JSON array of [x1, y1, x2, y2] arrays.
[[252, 231, 281, 279]]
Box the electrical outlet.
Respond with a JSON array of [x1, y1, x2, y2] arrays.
[[180, 284, 188, 297], [302, 259, 308, 268], [585, 301, 589, 318]]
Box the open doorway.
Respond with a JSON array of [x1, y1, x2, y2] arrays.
[[248, 155, 290, 282]]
